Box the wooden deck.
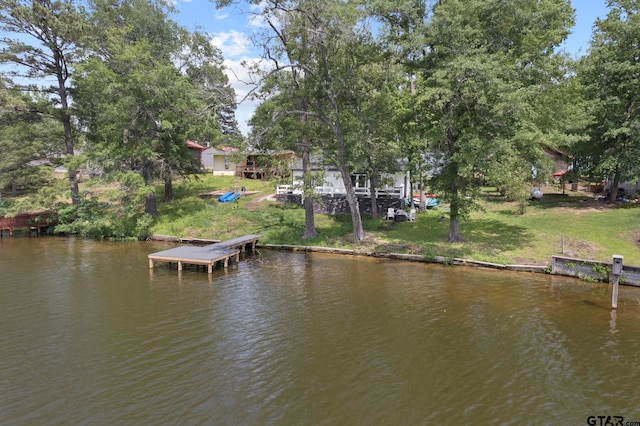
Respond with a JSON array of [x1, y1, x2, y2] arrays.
[[0, 211, 57, 237], [148, 234, 261, 274]]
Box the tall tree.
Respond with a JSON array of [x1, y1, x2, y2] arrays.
[[73, 0, 234, 215], [578, 0, 640, 203], [217, 0, 389, 242], [350, 61, 404, 220], [0, 79, 63, 196], [376, 0, 575, 241], [0, 0, 87, 202], [243, 1, 322, 240]]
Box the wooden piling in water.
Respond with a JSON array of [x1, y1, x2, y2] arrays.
[[611, 255, 623, 310]]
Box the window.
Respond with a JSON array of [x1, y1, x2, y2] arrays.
[[351, 174, 368, 188]]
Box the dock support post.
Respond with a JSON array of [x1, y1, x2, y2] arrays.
[[208, 264, 213, 274], [611, 255, 623, 310], [178, 261, 183, 271], [149, 258, 154, 269]]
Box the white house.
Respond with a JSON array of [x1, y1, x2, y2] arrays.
[[202, 146, 240, 176], [277, 156, 411, 199]]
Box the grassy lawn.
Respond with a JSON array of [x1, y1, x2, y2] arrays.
[[150, 175, 640, 266]]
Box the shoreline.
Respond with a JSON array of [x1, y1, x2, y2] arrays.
[[147, 234, 553, 278], [147, 234, 640, 288]]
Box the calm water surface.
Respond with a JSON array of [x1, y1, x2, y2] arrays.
[[1, 236, 640, 425]]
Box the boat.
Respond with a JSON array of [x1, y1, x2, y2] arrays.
[[218, 191, 241, 203], [412, 196, 442, 209]]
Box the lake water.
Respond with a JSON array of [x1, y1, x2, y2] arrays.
[[1, 236, 640, 425]]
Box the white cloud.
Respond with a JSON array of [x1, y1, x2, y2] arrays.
[[209, 29, 269, 135], [210, 30, 250, 58], [247, 1, 277, 29], [222, 57, 263, 135]]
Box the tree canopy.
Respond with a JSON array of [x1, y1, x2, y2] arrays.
[[577, 0, 640, 202], [376, 0, 575, 241], [1, 0, 88, 201], [71, 0, 237, 215]]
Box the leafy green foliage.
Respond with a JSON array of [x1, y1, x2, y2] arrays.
[[72, 0, 236, 215], [54, 172, 154, 239], [0, 81, 64, 195], [577, 0, 640, 200], [377, 0, 575, 241], [0, 0, 87, 164]]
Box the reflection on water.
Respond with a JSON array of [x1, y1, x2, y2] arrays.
[[1, 237, 640, 424]]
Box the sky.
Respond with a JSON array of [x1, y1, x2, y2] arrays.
[[172, 0, 611, 136]]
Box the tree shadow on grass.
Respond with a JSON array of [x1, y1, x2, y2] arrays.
[[158, 197, 213, 223], [527, 193, 615, 210], [463, 218, 534, 253], [378, 214, 534, 261]]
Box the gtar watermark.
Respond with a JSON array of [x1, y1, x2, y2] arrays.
[[587, 416, 640, 426]]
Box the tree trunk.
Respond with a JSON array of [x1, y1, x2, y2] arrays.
[[301, 142, 318, 239], [302, 198, 317, 239], [608, 166, 620, 204], [340, 163, 365, 242], [316, 37, 364, 242], [11, 180, 17, 197], [446, 126, 463, 242], [163, 175, 174, 202], [145, 192, 159, 217], [369, 175, 378, 220], [55, 51, 78, 204], [449, 214, 462, 242], [448, 190, 463, 242], [70, 171, 79, 205]]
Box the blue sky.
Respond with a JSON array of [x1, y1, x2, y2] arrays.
[[172, 0, 611, 135]]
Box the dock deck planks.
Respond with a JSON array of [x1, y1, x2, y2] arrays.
[[213, 234, 262, 251], [148, 234, 261, 274]]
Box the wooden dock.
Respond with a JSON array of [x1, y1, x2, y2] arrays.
[[148, 234, 261, 274]]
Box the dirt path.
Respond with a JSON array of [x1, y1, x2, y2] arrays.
[[244, 193, 276, 210]]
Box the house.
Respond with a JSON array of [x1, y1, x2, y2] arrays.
[[186, 140, 207, 169], [237, 150, 295, 180], [202, 146, 240, 176], [275, 156, 412, 215], [277, 156, 411, 199], [543, 145, 571, 179], [202, 147, 295, 179]]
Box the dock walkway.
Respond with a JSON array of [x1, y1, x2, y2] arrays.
[[148, 234, 261, 274], [214, 234, 262, 251]]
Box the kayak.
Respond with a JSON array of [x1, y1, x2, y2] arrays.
[[218, 191, 241, 202]]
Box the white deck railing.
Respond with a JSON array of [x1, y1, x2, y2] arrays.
[[277, 185, 404, 198], [276, 185, 294, 194]]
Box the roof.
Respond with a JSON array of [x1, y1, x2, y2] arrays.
[[186, 140, 207, 150], [291, 155, 408, 173]]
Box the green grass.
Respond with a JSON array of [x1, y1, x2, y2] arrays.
[[148, 176, 640, 266]]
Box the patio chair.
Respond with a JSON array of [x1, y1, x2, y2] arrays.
[[385, 208, 395, 221], [408, 209, 416, 221]]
